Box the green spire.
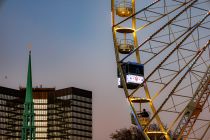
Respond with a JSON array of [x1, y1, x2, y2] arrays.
[[21, 51, 35, 140], [25, 51, 33, 103]]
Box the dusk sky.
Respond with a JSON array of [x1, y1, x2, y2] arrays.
[[0, 0, 210, 140], [0, 0, 131, 139]]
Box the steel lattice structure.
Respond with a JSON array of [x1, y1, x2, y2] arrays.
[[111, 0, 210, 139]]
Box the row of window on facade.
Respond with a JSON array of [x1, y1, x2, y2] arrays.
[[34, 121, 47, 127], [48, 117, 92, 126], [49, 123, 92, 132], [34, 116, 47, 121], [0, 100, 22, 109], [34, 110, 48, 115], [34, 99, 47, 103], [72, 95, 91, 103], [68, 136, 92, 140], [35, 127, 47, 132], [72, 117, 92, 125], [71, 123, 92, 131], [43, 100, 91, 110], [60, 94, 92, 103], [0, 93, 92, 102], [47, 105, 92, 114], [72, 100, 92, 108], [71, 111, 92, 119], [68, 130, 92, 137], [48, 135, 92, 140], [48, 132, 91, 138], [47, 111, 91, 121], [36, 128, 91, 138], [72, 106, 92, 114], [0, 94, 18, 100], [61, 105, 92, 114]]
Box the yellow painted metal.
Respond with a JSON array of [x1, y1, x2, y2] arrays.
[[130, 97, 151, 103], [116, 1, 133, 17], [139, 117, 150, 126], [115, 27, 134, 33], [112, 1, 210, 140], [131, 1, 170, 138], [174, 65, 210, 140], [112, 2, 140, 132], [114, 32, 151, 139], [147, 131, 168, 135], [111, 0, 115, 26], [112, 0, 150, 139], [131, 0, 140, 64], [111, 0, 171, 139], [143, 84, 171, 140]]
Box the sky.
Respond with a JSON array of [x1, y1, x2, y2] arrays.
[[0, 0, 132, 139], [0, 0, 210, 140]]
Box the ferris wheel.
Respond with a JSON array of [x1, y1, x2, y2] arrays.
[[111, 0, 210, 139]]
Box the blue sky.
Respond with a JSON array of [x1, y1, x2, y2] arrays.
[[1, 0, 210, 140], [0, 1, 128, 140], [0, 0, 114, 89]]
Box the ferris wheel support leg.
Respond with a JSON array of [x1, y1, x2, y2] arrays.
[[173, 62, 210, 139]]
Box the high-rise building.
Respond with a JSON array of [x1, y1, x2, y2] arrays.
[[0, 86, 23, 140], [0, 86, 92, 140]]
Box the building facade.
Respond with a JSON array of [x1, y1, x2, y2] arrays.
[[0, 86, 23, 140], [0, 86, 92, 140]]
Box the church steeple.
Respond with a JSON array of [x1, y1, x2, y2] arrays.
[[21, 51, 35, 140], [25, 51, 33, 103]]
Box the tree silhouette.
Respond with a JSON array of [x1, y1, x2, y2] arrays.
[[110, 126, 145, 140], [110, 124, 175, 140]]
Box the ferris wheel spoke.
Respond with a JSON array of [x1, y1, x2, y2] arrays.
[[172, 68, 210, 139], [145, 41, 209, 129], [111, 0, 210, 139], [144, 25, 208, 97], [113, 0, 160, 27], [120, 0, 199, 62]]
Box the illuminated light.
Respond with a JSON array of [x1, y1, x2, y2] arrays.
[[117, 78, 121, 86], [116, 6, 132, 17], [146, 131, 168, 135], [126, 74, 144, 84], [130, 97, 151, 103]]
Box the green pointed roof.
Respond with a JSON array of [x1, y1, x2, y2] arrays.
[[25, 51, 33, 103]]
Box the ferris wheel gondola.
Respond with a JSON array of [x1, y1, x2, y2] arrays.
[[111, 0, 210, 139]]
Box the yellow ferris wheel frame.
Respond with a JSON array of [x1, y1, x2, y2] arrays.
[[111, 0, 210, 140], [111, 0, 170, 139]]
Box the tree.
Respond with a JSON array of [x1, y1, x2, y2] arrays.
[[110, 126, 145, 140], [110, 124, 172, 140]]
